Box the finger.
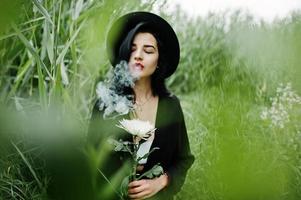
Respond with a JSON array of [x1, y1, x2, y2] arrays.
[[128, 180, 145, 188], [128, 190, 149, 199], [128, 185, 144, 194]]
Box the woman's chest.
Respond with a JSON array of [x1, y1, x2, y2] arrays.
[[134, 96, 159, 125]]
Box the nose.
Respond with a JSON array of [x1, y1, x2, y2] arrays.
[[133, 48, 143, 61]]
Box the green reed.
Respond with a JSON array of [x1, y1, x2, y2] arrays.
[[0, 1, 300, 199]]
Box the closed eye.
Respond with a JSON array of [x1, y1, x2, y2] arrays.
[[145, 49, 154, 54], [144, 46, 156, 53], [131, 46, 137, 52], [131, 45, 156, 54]]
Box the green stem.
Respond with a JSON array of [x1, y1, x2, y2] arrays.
[[132, 139, 139, 181]]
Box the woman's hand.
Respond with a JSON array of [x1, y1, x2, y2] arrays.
[[128, 174, 168, 200]]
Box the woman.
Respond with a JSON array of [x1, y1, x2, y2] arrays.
[[88, 12, 194, 200]]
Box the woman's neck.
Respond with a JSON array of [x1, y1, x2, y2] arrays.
[[133, 77, 153, 101]]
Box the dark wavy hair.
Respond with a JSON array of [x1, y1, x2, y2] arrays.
[[117, 22, 171, 98]]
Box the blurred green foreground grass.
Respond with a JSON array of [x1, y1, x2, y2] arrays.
[[0, 0, 301, 200]]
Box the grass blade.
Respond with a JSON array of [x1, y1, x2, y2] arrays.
[[32, 0, 53, 25], [11, 142, 43, 190], [43, 20, 54, 64], [72, 0, 84, 20], [12, 24, 49, 109], [6, 57, 34, 99], [55, 20, 86, 66]]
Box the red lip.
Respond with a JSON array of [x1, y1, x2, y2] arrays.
[[134, 62, 144, 69]]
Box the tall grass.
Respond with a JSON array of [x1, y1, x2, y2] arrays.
[[0, 0, 301, 199], [170, 9, 301, 200], [0, 0, 157, 199]]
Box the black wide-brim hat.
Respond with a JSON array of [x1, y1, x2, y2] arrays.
[[106, 11, 180, 78]]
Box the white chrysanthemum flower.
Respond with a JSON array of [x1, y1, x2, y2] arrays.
[[117, 119, 156, 140]]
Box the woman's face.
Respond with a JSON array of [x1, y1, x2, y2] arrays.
[[128, 32, 159, 79]]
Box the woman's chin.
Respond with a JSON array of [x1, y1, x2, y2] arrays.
[[130, 70, 142, 79]]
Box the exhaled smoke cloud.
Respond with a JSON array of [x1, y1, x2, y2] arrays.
[[96, 61, 138, 119]]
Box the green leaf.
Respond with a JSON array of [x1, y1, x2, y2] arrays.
[[138, 164, 163, 179], [32, 0, 53, 25], [97, 168, 123, 199], [120, 176, 130, 199], [72, 0, 84, 20], [60, 62, 69, 85], [12, 24, 50, 109], [108, 138, 132, 153], [45, 21, 54, 64], [151, 165, 164, 177], [12, 142, 43, 190], [137, 147, 159, 162], [115, 143, 124, 151], [8, 57, 33, 98], [55, 20, 85, 66], [15, 57, 33, 83]]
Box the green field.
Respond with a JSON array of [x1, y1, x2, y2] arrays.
[[0, 0, 300, 199]]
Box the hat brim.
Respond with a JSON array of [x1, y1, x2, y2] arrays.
[[106, 11, 180, 78]]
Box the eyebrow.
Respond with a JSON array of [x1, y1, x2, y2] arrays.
[[132, 43, 157, 50]]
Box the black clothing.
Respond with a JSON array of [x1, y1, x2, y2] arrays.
[[87, 94, 194, 200]]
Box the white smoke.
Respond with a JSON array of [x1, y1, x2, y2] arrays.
[[96, 61, 138, 119]]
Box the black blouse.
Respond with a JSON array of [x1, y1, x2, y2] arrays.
[[87, 94, 194, 200]]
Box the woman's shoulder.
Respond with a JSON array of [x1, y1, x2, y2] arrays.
[[159, 93, 183, 117], [160, 93, 181, 106]]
